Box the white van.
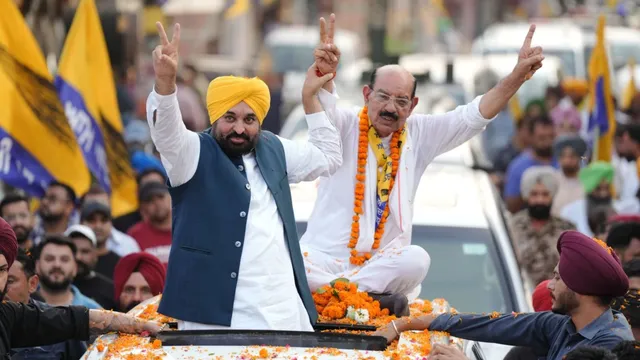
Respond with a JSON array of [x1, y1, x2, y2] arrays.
[[472, 21, 587, 79]]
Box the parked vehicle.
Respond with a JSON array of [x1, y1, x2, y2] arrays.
[[81, 161, 529, 360]]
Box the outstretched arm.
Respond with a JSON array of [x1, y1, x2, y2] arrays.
[[88, 309, 163, 336], [478, 25, 543, 119], [410, 25, 544, 162], [6, 303, 162, 349], [311, 14, 355, 135], [374, 311, 564, 353], [147, 22, 200, 187], [281, 63, 343, 183]]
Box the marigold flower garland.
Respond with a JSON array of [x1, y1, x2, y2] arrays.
[[312, 279, 391, 322], [349, 107, 402, 265]]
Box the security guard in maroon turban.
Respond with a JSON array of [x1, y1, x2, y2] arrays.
[[557, 230, 629, 298], [373, 231, 634, 360]]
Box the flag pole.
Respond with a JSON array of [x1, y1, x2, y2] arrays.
[[591, 127, 600, 162]]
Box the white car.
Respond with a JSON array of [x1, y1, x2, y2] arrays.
[[290, 162, 532, 359], [472, 21, 587, 79], [81, 163, 529, 360]]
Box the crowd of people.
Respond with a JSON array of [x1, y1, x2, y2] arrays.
[[2, 8, 640, 359]]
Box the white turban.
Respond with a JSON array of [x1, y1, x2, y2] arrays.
[[520, 166, 559, 200]]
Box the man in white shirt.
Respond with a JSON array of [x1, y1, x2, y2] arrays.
[[147, 22, 342, 331], [301, 15, 545, 315]]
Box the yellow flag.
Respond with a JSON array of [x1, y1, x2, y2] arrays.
[[509, 94, 523, 124], [56, 0, 137, 217], [621, 57, 636, 110], [588, 15, 616, 163], [225, 0, 250, 19], [0, 0, 90, 198]]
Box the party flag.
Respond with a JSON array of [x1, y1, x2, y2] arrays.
[[56, 0, 137, 216], [587, 16, 616, 163], [621, 57, 636, 111], [0, 0, 90, 197]]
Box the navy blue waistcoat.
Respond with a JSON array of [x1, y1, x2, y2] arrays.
[[158, 130, 318, 326]]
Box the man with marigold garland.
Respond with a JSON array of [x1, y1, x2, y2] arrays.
[[147, 21, 342, 331], [300, 14, 545, 316]]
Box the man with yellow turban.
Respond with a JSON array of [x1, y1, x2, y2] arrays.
[[300, 14, 544, 316], [146, 22, 342, 331]]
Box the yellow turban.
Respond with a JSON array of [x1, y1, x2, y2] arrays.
[[206, 76, 271, 124], [561, 78, 589, 97]]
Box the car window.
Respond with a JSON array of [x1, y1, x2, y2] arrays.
[[268, 44, 344, 74], [609, 43, 640, 69], [295, 223, 514, 314], [484, 48, 576, 77]]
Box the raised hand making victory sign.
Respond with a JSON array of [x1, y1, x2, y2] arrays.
[[515, 24, 544, 81], [153, 22, 181, 95], [313, 13, 340, 76]]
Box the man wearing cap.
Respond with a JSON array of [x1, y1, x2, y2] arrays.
[[551, 134, 587, 216], [0, 217, 164, 357], [147, 22, 340, 331], [66, 224, 117, 310], [81, 184, 141, 257], [113, 252, 166, 312], [80, 201, 122, 279], [375, 231, 634, 359], [127, 182, 172, 266], [606, 222, 640, 265], [612, 259, 640, 340]]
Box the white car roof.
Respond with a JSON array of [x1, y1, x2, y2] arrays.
[[265, 26, 359, 50], [292, 163, 490, 229], [473, 22, 584, 51]]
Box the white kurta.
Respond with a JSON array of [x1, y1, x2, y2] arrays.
[[146, 88, 342, 331], [301, 87, 493, 295]]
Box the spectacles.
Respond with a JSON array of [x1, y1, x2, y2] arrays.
[[372, 91, 412, 109]]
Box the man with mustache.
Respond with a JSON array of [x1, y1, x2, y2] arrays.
[[375, 230, 634, 359], [0, 193, 35, 251], [300, 14, 545, 315], [113, 252, 166, 313], [560, 162, 617, 237], [551, 135, 587, 216], [34, 235, 102, 309], [127, 182, 172, 266], [66, 224, 117, 310], [503, 115, 557, 214], [8, 248, 88, 359], [605, 222, 640, 265], [147, 22, 341, 331], [33, 181, 78, 244], [0, 217, 164, 358], [509, 166, 575, 287]]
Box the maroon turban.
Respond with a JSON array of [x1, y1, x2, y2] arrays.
[[532, 280, 553, 312], [0, 217, 18, 269], [557, 230, 629, 297], [113, 252, 166, 300]]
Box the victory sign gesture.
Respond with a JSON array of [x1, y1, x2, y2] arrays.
[[153, 22, 181, 95], [314, 13, 340, 76], [513, 24, 544, 81]]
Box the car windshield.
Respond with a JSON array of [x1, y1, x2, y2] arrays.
[[295, 223, 514, 314], [484, 48, 576, 77], [586, 43, 640, 70], [268, 44, 343, 74]]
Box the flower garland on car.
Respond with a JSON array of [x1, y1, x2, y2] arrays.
[[349, 107, 404, 265], [313, 278, 393, 325]]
